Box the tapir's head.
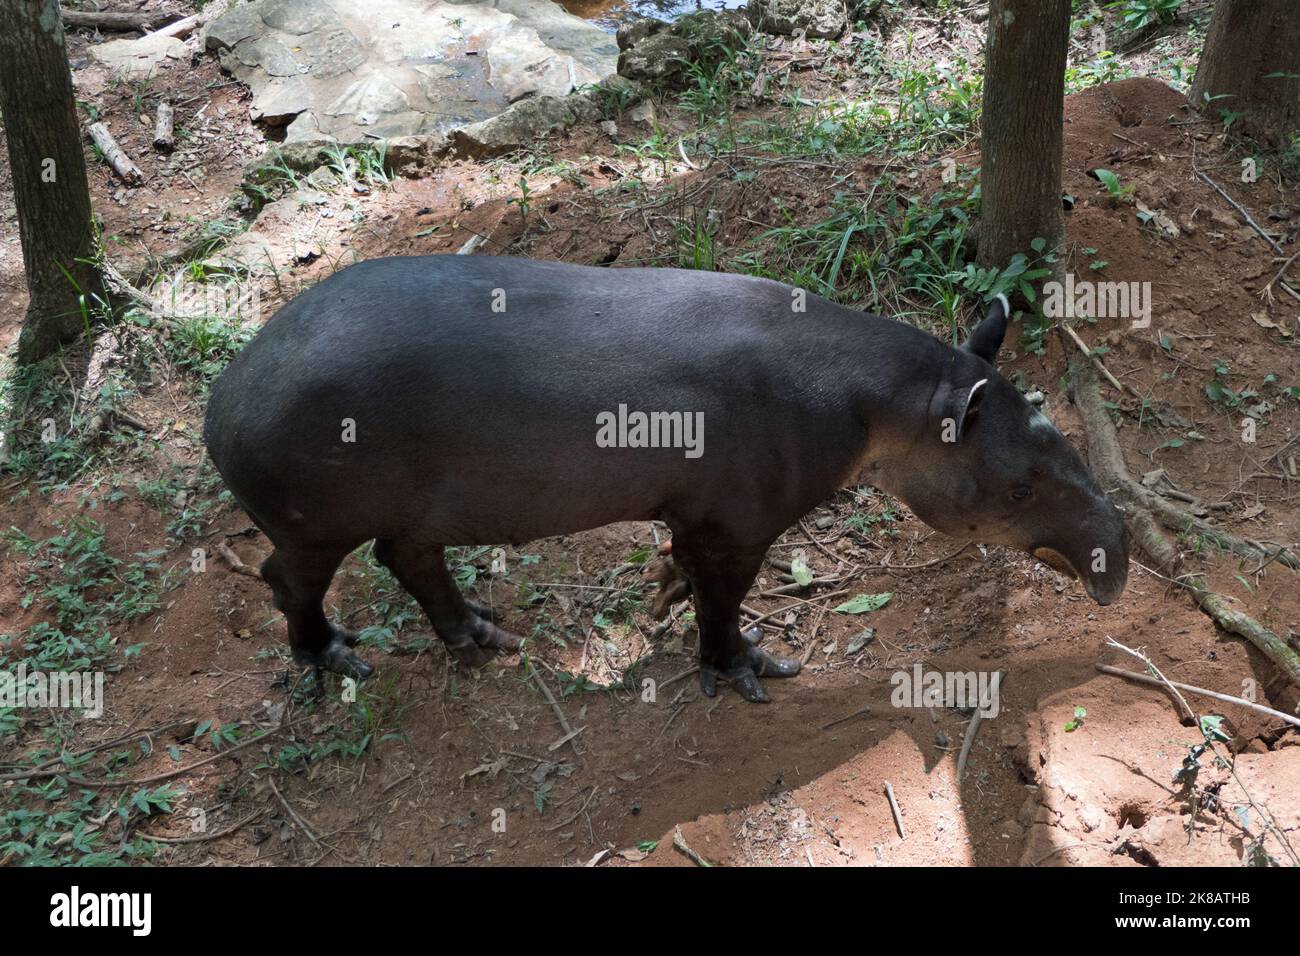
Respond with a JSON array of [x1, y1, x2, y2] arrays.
[[881, 295, 1128, 605]]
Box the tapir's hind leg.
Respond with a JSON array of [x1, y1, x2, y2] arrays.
[[261, 547, 374, 680], [670, 536, 801, 703], [374, 539, 522, 667]]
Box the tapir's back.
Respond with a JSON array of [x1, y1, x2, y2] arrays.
[[204, 255, 881, 546]]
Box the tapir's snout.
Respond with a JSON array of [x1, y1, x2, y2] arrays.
[[1032, 500, 1129, 606]]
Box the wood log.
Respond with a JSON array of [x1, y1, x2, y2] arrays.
[[153, 101, 175, 152], [87, 121, 144, 185], [145, 12, 200, 40], [61, 9, 182, 33]]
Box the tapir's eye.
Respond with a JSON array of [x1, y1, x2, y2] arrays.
[[1011, 486, 1032, 502]]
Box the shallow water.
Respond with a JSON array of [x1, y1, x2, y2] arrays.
[[557, 0, 747, 31]]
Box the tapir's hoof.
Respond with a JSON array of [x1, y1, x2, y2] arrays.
[[699, 628, 801, 703], [297, 628, 374, 682], [445, 617, 522, 668]]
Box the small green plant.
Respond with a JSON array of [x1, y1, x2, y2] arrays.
[[322, 141, 392, 191], [1093, 168, 1134, 202], [1064, 706, 1087, 732], [1107, 0, 1182, 32], [1066, 52, 1130, 94], [507, 175, 533, 227]]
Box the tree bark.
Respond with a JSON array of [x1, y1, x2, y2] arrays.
[[1190, 0, 1300, 148], [976, 0, 1071, 275], [0, 0, 103, 363]]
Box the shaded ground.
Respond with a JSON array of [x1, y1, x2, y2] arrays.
[[1, 3, 1298, 867]]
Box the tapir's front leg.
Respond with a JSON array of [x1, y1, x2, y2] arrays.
[[670, 537, 801, 703]]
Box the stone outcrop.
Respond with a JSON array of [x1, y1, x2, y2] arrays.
[[204, 0, 619, 143], [747, 0, 849, 39], [615, 9, 752, 89]]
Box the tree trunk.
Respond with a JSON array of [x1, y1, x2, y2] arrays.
[[1190, 0, 1300, 148], [0, 0, 103, 364], [976, 0, 1071, 277]]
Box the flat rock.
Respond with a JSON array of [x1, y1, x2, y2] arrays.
[[89, 33, 189, 77], [206, 0, 618, 143]]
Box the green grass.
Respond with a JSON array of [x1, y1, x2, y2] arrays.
[[1, 519, 172, 865]]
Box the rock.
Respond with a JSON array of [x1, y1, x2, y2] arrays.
[[627, 100, 656, 125], [89, 33, 189, 77], [205, 4, 263, 52], [617, 18, 666, 52], [305, 165, 342, 190], [384, 132, 452, 172], [616, 10, 751, 89], [208, 0, 618, 143], [569, 74, 641, 124], [451, 95, 577, 158], [450, 71, 641, 157], [748, 0, 848, 39], [486, 25, 603, 103]]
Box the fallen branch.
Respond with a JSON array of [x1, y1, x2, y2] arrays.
[[16, 716, 308, 788], [153, 101, 175, 153], [1195, 169, 1284, 255], [87, 122, 144, 185], [215, 540, 262, 579], [545, 786, 598, 832], [62, 9, 182, 32], [1260, 248, 1300, 302], [955, 675, 998, 781], [882, 541, 973, 572], [268, 778, 322, 848], [144, 13, 201, 40], [1095, 663, 1300, 729], [1070, 361, 1300, 685], [884, 781, 906, 839], [672, 826, 713, 866], [1063, 323, 1129, 395], [822, 705, 871, 730], [0, 718, 197, 782], [138, 808, 266, 845], [528, 661, 582, 755]]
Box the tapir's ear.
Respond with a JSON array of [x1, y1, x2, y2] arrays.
[[957, 378, 988, 438], [932, 378, 989, 442], [962, 294, 1009, 364]]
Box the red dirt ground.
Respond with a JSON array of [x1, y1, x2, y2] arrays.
[[2, 21, 1298, 867]]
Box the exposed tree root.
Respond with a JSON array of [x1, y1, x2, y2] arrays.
[[1144, 490, 1299, 571], [1069, 360, 1300, 686]]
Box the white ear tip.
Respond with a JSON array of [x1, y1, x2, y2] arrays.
[[995, 293, 1010, 318]]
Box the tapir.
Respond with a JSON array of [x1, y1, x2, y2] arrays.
[[203, 255, 1128, 702]]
